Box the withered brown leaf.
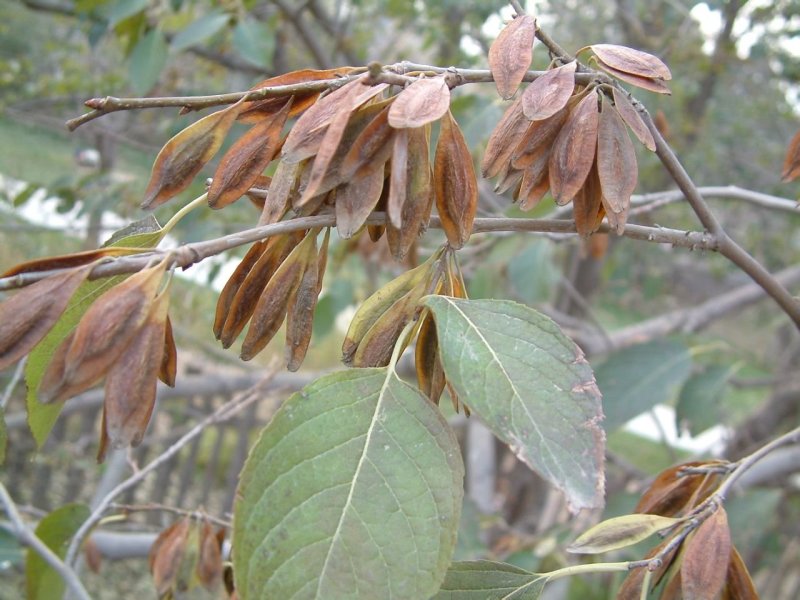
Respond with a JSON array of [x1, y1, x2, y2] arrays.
[[388, 77, 451, 128], [99, 285, 170, 462], [341, 104, 396, 181], [220, 233, 302, 348], [213, 240, 269, 340], [482, 96, 529, 179], [335, 165, 386, 239], [521, 61, 576, 121], [782, 128, 800, 182], [549, 91, 600, 205], [40, 262, 167, 404], [488, 14, 537, 99], [612, 88, 656, 151], [208, 100, 291, 209], [238, 67, 359, 124], [635, 462, 722, 517], [0, 266, 90, 371], [597, 98, 637, 233], [682, 507, 732, 600], [435, 110, 478, 248], [285, 233, 320, 371], [240, 231, 316, 360], [595, 59, 671, 94], [590, 44, 672, 80], [142, 100, 243, 210]]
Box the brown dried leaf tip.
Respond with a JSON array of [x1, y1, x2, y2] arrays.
[[149, 515, 225, 599]]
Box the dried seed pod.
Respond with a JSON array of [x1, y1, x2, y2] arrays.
[[40, 262, 167, 404], [589, 44, 672, 81], [488, 14, 537, 99], [367, 181, 389, 242], [258, 160, 299, 226], [595, 59, 671, 94], [149, 518, 191, 600], [0, 247, 133, 278], [342, 256, 435, 364], [572, 161, 604, 236], [0, 266, 90, 371], [482, 96, 528, 179], [220, 232, 303, 348], [159, 315, 177, 388], [549, 91, 600, 205], [387, 128, 409, 228], [196, 520, 224, 593], [597, 97, 637, 233], [240, 231, 317, 360], [208, 100, 291, 209], [510, 107, 568, 170], [435, 110, 478, 248], [611, 87, 656, 151], [635, 462, 723, 517], [99, 284, 170, 462], [335, 165, 386, 239], [722, 547, 758, 600], [284, 232, 320, 371], [341, 104, 396, 181], [681, 508, 732, 600], [388, 76, 451, 128], [213, 240, 270, 340], [521, 61, 576, 121], [142, 100, 243, 209], [415, 311, 447, 404], [782, 129, 800, 182]]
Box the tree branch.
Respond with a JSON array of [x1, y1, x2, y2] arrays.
[[0, 482, 91, 600]]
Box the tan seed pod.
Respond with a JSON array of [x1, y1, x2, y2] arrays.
[[481, 96, 528, 179], [435, 110, 478, 248], [722, 547, 758, 600], [573, 161, 604, 236], [208, 100, 291, 209], [595, 59, 671, 94], [597, 96, 637, 233], [521, 61, 576, 121], [681, 508, 732, 600], [590, 44, 672, 81], [782, 128, 800, 182], [240, 231, 317, 361], [335, 165, 386, 239], [196, 520, 224, 592], [510, 107, 568, 170], [0, 266, 90, 371], [341, 104, 396, 181], [488, 14, 537, 99], [284, 231, 320, 371], [549, 91, 600, 205], [213, 240, 269, 340], [149, 518, 191, 600], [611, 87, 656, 151], [415, 311, 447, 404], [159, 315, 177, 388], [387, 127, 410, 228], [388, 76, 451, 128], [258, 160, 299, 226]]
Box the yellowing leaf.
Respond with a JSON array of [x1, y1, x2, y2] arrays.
[[567, 513, 680, 554], [590, 44, 672, 80], [489, 15, 537, 99], [388, 77, 451, 128], [142, 101, 243, 209], [521, 61, 576, 121]]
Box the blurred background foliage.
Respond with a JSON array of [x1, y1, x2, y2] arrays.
[[1, 1, 799, 598]]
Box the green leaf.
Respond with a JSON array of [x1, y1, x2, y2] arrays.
[[595, 340, 692, 432], [675, 365, 734, 435], [432, 561, 546, 599], [170, 12, 230, 51], [232, 368, 464, 599], [232, 16, 274, 69], [423, 297, 604, 512], [567, 513, 681, 554], [13, 183, 39, 208], [129, 29, 168, 94], [26, 503, 90, 600], [25, 223, 165, 447], [102, 0, 148, 27]]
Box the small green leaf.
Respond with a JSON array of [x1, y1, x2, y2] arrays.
[[676, 365, 734, 435], [567, 513, 681, 554], [232, 368, 464, 599], [13, 183, 39, 208], [25, 503, 90, 600], [433, 561, 546, 599], [422, 297, 605, 512], [232, 17, 274, 68], [103, 0, 148, 27], [170, 12, 230, 51], [25, 222, 164, 447], [595, 340, 692, 432], [129, 29, 168, 94]]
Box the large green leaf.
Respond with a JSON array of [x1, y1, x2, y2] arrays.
[[594, 340, 692, 432], [25, 223, 165, 447], [129, 29, 168, 94], [170, 11, 230, 51], [433, 561, 546, 599], [232, 368, 464, 599], [675, 365, 733, 435], [423, 297, 604, 512], [26, 503, 90, 600]]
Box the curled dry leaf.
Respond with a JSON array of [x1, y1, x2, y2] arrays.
[[238, 67, 359, 124], [590, 44, 672, 80], [435, 110, 478, 248], [284, 231, 320, 371], [595, 59, 671, 94], [208, 100, 291, 209], [597, 97, 637, 233], [388, 76, 451, 128], [682, 507, 732, 600], [99, 285, 170, 462], [142, 101, 243, 210], [635, 461, 723, 517], [0, 266, 90, 371], [482, 96, 528, 179], [782, 128, 800, 182], [335, 165, 386, 239], [611, 87, 656, 151], [549, 91, 600, 205], [489, 14, 537, 99], [567, 513, 681, 555], [240, 231, 317, 360], [521, 61, 576, 121], [39, 262, 167, 404]]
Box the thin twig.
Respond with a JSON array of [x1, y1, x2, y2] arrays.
[[0, 482, 91, 600], [63, 363, 280, 567], [109, 503, 231, 529]]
